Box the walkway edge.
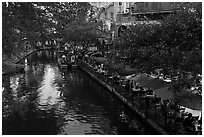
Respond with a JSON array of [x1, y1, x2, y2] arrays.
[[78, 62, 168, 135], [3, 49, 47, 75], [14, 49, 39, 64]]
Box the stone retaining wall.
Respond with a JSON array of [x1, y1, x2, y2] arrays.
[[78, 60, 168, 135]]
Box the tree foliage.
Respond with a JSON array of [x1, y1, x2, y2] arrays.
[[63, 20, 104, 47], [2, 2, 95, 59], [116, 2, 202, 93]]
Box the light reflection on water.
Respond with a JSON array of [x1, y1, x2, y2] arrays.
[[9, 76, 20, 99], [37, 65, 62, 106], [2, 51, 157, 135]]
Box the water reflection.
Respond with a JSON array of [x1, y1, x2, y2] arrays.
[[2, 50, 157, 135], [37, 64, 64, 109]]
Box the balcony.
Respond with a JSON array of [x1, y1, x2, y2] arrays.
[[130, 2, 176, 15]]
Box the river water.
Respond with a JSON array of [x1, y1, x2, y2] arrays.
[[2, 50, 158, 135]]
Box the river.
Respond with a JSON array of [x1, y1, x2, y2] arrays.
[[2, 50, 158, 135]]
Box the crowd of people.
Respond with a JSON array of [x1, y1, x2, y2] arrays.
[[80, 52, 202, 135], [56, 41, 202, 135]]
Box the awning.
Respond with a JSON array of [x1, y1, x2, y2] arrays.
[[176, 92, 202, 110], [90, 52, 104, 58], [143, 78, 168, 90], [130, 73, 153, 86], [154, 87, 174, 100], [86, 52, 95, 56], [118, 70, 138, 76], [94, 57, 108, 63], [125, 74, 136, 79], [184, 107, 202, 117]]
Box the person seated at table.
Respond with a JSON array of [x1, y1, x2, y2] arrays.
[[100, 69, 104, 74], [146, 88, 154, 95], [139, 87, 145, 96], [135, 85, 140, 89], [140, 87, 144, 91], [113, 74, 120, 82], [196, 119, 202, 134], [183, 113, 195, 131], [130, 81, 134, 88], [125, 80, 130, 93], [103, 69, 108, 76], [94, 65, 98, 70], [96, 68, 101, 73], [134, 83, 140, 89]]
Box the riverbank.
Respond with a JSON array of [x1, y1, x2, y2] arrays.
[[78, 60, 168, 135], [2, 49, 38, 75], [2, 62, 25, 75]]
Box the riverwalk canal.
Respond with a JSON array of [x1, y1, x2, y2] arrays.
[[3, 2, 202, 135], [2, 50, 158, 135]]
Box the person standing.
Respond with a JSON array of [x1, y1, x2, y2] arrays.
[[145, 97, 150, 118], [183, 113, 195, 132]]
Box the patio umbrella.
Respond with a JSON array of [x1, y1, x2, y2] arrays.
[[130, 73, 153, 86], [86, 52, 95, 56], [90, 52, 104, 58], [94, 57, 109, 65], [154, 87, 174, 100], [118, 69, 138, 76], [130, 73, 147, 81], [125, 74, 136, 79], [143, 78, 168, 90], [94, 57, 108, 62], [184, 107, 202, 117], [175, 92, 202, 110]]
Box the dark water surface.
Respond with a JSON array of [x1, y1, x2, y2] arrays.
[[2, 50, 158, 135]]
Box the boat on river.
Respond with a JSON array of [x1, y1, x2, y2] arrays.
[[71, 63, 78, 68], [58, 57, 78, 69], [70, 55, 78, 68], [57, 53, 71, 69], [58, 61, 78, 69], [58, 58, 69, 69], [57, 52, 78, 69]]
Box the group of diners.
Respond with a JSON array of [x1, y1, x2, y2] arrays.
[[85, 59, 202, 135], [124, 79, 156, 98], [182, 112, 202, 134], [93, 64, 107, 75], [91, 63, 158, 100]]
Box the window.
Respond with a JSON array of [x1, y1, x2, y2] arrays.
[[152, 2, 159, 11], [105, 12, 107, 19], [119, 2, 122, 6], [119, 16, 121, 22], [110, 12, 114, 21], [126, 3, 129, 8]]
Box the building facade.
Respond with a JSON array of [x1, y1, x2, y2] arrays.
[[97, 3, 115, 31], [116, 2, 178, 25], [97, 2, 178, 39]]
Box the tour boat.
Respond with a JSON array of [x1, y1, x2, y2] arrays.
[[71, 63, 78, 68], [58, 58, 68, 69]]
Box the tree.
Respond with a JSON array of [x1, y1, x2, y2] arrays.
[[2, 2, 54, 59], [116, 2, 202, 94], [2, 2, 96, 60], [63, 19, 104, 48]]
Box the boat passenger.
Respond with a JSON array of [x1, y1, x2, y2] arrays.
[[62, 55, 67, 63]]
